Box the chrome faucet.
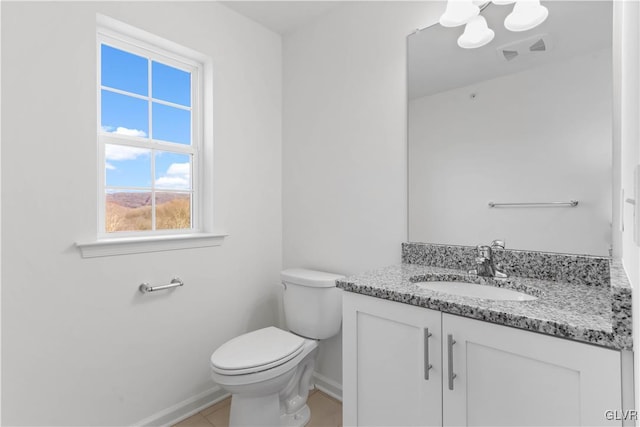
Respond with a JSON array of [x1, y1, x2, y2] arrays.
[[471, 240, 508, 279]]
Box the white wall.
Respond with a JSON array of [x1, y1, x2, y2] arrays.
[[4, 2, 635, 423], [614, 0, 640, 409], [1, 2, 282, 425], [409, 50, 612, 256], [282, 1, 442, 387]]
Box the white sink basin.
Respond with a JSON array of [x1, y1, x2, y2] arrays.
[[416, 281, 538, 301]]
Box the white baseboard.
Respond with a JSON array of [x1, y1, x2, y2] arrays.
[[132, 385, 230, 427], [312, 372, 343, 402]]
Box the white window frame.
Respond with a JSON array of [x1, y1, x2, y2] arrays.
[[98, 33, 201, 238], [77, 14, 225, 258]]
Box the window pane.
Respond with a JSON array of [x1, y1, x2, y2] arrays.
[[105, 190, 152, 232], [101, 44, 148, 96], [155, 151, 191, 190], [105, 144, 151, 188], [156, 192, 191, 230], [152, 61, 191, 107], [101, 90, 149, 137], [152, 103, 190, 144]]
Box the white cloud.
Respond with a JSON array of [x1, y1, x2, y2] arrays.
[[101, 126, 147, 138], [167, 162, 190, 176], [114, 127, 147, 137], [105, 144, 149, 161], [156, 162, 190, 190], [105, 162, 116, 170], [155, 176, 190, 189]]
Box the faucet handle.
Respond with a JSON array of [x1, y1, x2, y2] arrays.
[[491, 239, 505, 250]]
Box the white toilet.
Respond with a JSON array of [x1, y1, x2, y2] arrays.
[[210, 268, 344, 427]]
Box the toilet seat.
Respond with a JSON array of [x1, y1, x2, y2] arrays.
[[210, 327, 305, 376]]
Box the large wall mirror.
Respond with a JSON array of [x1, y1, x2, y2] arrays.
[[408, 1, 612, 256]]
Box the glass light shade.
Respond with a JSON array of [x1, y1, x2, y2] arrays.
[[439, 0, 480, 28], [457, 15, 495, 49], [504, 0, 549, 32]]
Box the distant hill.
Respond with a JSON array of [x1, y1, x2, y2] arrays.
[[107, 191, 189, 208]]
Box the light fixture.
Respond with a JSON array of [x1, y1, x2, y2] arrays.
[[504, 0, 549, 32], [439, 0, 480, 28], [458, 15, 495, 49], [438, 0, 549, 49]]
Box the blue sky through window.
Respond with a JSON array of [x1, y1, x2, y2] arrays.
[[105, 145, 151, 188], [152, 103, 191, 144], [155, 152, 191, 190], [153, 61, 191, 107], [101, 43, 191, 143], [101, 43, 193, 190], [101, 90, 148, 137], [101, 45, 147, 96]]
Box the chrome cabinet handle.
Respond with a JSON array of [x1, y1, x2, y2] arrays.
[[447, 334, 457, 390], [424, 328, 433, 380]]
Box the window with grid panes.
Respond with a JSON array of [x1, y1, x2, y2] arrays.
[[98, 32, 202, 236]]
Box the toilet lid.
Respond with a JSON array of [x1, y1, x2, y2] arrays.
[[210, 327, 305, 375]]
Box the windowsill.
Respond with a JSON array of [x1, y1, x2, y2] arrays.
[[76, 232, 227, 258]]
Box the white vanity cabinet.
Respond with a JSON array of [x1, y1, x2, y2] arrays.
[[343, 292, 623, 427], [442, 312, 622, 426], [343, 291, 442, 426]]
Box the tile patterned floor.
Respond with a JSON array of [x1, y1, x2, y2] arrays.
[[172, 389, 342, 427]]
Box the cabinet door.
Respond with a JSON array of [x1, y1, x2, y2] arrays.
[[343, 292, 442, 427], [442, 313, 622, 427]]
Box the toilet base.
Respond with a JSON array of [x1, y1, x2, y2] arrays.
[[215, 340, 319, 427], [230, 393, 281, 426], [281, 404, 310, 427], [228, 395, 311, 427]]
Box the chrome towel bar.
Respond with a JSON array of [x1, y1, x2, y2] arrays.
[[139, 277, 184, 293], [488, 200, 578, 208]]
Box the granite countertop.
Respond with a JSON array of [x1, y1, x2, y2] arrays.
[[336, 259, 633, 350]]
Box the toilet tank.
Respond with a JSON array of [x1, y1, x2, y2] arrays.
[[281, 268, 344, 340]]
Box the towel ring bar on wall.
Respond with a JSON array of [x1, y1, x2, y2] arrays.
[[139, 277, 184, 293], [488, 200, 578, 208]]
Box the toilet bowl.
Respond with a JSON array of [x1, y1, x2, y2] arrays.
[[211, 327, 318, 426], [210, 269, 344, 427]]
